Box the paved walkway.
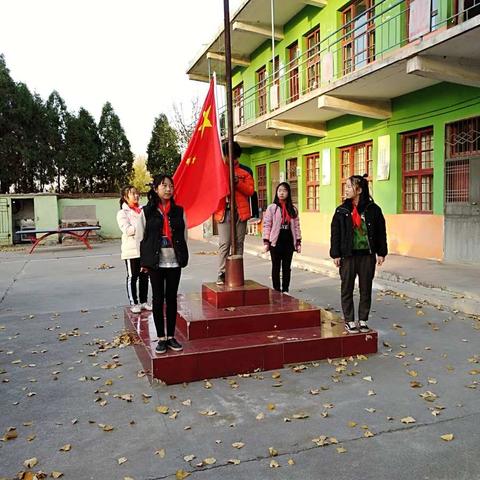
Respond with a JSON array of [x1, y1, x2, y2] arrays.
[[207, 235, 480, 316]]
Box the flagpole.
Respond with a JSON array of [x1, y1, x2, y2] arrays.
[[223, 0, 236, 254], [223, 0, 244, 287]]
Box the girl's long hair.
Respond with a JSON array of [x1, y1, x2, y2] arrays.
[[348, 174, 373, 212], [273, 182, 298, 218], [146, 174, 176, 209], [119, 185, 136, 208]]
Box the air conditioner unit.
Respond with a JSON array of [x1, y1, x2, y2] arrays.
[[270, 86, 279, 110]]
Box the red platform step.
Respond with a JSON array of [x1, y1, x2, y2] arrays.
[[177, 290, 321, 340], [124, 282, 378, 385], [202, 280, 270, 308]]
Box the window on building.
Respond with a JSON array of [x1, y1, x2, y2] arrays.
[[286, 158, 298, 205], [256, 66, 267, 117], [402, 128, 434, 213], [445, 116, 480, 203], [256, 164, 267, 212], [339, 142, 373, 199], [306, 27, 320, 92], [305, 153, 320, 211], [287, 42, 299, 102], [233, 82, 244, 127], [342, 0, 375, 75]]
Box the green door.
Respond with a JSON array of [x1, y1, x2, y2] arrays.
[[0, 197, 12, 245]]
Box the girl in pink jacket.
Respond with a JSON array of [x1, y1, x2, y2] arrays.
[[262, 182, 301, 293]]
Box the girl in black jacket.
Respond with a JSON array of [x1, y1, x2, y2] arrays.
[[330, 174, 387, 334], [138, 174, 188, 354]]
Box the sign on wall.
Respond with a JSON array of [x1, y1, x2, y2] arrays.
[[377, 135, 390, 181], [322, 148, 331, 185]]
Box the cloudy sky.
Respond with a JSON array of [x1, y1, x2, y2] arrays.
[[0, 0, 244, 155]]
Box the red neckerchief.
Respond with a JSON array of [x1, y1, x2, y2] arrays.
[[157, 200, 172, 242], [279, 200, 291, 224], [128, 202, 142, 214], [352, 203, 362, 229]]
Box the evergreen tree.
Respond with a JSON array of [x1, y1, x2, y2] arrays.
[[97, 102, 134, 192], [64, 108, 101, 193], [46, 90, 69, 192], [0, 55, 22, 193], [146, 113, 180, 176], [13, 82, 37, 193]]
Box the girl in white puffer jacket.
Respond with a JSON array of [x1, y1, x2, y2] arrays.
[[116, 186, 151, 314]]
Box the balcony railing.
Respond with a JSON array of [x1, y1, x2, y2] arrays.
[[219, 0, 479, 134]]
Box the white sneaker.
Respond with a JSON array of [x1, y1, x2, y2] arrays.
[[141, 302, 153, 311], [130, 304, 142, 314]]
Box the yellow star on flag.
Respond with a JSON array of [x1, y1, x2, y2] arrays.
[[198, 106, 212, 138], [186, 156, 197, 166]]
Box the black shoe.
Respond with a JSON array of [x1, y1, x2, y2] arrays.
[[358, 320, 370, 333], [155, 340, 167, 354], [167, 338, 183, 352], [345, 321, 359, 334], [216, 273, 225, 285]]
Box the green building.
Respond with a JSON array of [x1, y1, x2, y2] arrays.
[[187, 0, 480, 262]]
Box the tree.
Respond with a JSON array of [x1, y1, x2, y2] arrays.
[[146, 113, 180, 176], [172, 97, 201, 154], [130, 155, 152, 193], [46, 90, 69, 192], [97, 102, 134, 193], [64, 108, 101, 193], [0, 55, 23, 193]]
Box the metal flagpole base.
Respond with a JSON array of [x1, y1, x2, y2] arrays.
[[225, 255, 244, 287]]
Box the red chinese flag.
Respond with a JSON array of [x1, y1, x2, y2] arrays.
[[173, 78, 229, 229]]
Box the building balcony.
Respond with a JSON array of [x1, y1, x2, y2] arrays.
[[187, 0, 480, 149]]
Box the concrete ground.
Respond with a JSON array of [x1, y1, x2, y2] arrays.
[[0, 240, 479, 480]]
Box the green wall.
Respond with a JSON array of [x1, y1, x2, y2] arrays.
[[243, 83, 480, 216]]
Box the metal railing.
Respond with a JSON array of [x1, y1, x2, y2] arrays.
[[218, 0, 479, 134]]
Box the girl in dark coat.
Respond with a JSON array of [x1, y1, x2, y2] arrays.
[[138, 174, 189, 354], [330, 174, 387, 333]]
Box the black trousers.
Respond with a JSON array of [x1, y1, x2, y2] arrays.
[[339, 254, 376, 323], [125, 258, 148, 305], [270, 247, 294, 292], [149, 267, 181, 338]]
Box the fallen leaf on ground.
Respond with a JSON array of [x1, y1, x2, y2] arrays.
[[2, 426, 17, 441], [118, 457, 127, 465], [336, 447, 347, 454], [364, 430, 375, 437], [232, 442, 245, 449], [270, 460, 280, 468], [175, 470, 190, 479], [441, 434, 454, 441], [156, 405, 169, 414], [288, 458, 295, 465], [183, 454, 195, 462], [60, 444, 71, 452], [363, 376, 373, 382], [256, 413, 265, 420], [267, 403, 276, 411], [23, 457, 38, 468], [292, 412, 309, 419], [269, 447, 278, 457], [228, 459, 241, 465], [204, 457, 216, 465], [347, 421, 357, 428], [401, 416, 416, 424], [51, 472, 64, 478], [155, 448, 165, 458]]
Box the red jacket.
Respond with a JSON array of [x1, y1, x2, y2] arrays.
[[214, 164, 254, 222]]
